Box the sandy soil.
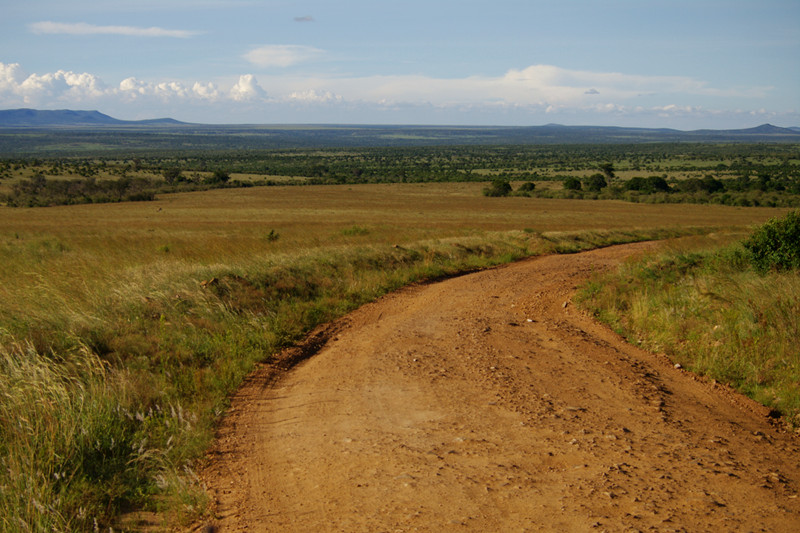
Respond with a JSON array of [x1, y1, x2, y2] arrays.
[[196, 242, 800, 532]]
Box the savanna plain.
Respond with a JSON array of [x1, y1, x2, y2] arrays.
[[0, 141, 799, 531]]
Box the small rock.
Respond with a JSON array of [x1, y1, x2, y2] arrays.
[[674, 363, 682, 369]]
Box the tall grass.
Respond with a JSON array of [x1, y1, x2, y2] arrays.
[[577, 230, 800, 423], [0, 339, 146, 532]]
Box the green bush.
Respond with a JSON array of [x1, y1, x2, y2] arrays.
[[584, 173, 607, 192], [743, 210, 800, 273], [563, 177, 582, 191], [483, 179, 512, 197]]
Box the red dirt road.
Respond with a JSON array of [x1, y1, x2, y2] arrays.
[[198, 243, 800, 532]]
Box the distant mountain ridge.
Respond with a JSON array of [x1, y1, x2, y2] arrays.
[[0, 108, 185, 126], [1, 109, 799, 146], [690, 123, 799, 135]]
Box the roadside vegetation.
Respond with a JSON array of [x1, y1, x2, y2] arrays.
[[577, 210, 800, 424]]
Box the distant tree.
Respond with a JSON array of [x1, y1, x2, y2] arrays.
[[600, 162, 616, 180], [626, 176, 670, 193], [518, 181, 536, 192], [209, 169, 231, 184], [676, 176, 724, 194], [563, 177, 582, 191], [701, 175, 724, 193], [584, 173, 607, 192], [163, 168, 182, 184], [646, 176, 670, 193], [483, 178, 512, 197]]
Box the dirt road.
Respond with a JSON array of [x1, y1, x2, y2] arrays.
[[198, 243, 800, 532]]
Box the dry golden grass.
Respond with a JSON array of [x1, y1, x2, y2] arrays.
[[0, 182, 786, 330], [2, 181, 785, 245]]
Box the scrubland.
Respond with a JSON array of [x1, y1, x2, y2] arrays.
[[0, 182, 790, 530]]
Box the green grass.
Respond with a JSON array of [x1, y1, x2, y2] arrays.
[[0, 183, 789, 530], [577, 229, 800, 424]]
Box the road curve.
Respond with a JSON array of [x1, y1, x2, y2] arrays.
[[197, 242, 800, 532]]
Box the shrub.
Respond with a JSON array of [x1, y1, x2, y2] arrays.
[[209, 169, 230, 184], [584, 173, 607, 192], [743, 210, 800, 272], [163, 168, 182, 183], [483, 179, 512, 197], [563, 177, 582, 191]]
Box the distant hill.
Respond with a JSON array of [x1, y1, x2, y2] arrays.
[[689, 123, 800, 137], [0, 109, 799, 149], [0, 108, 185, 127]]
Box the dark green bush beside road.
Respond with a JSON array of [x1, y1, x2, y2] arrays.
[[744, 210, 800, 272]]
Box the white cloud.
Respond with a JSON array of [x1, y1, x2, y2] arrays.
[[288, 89, 342, 103], [0, 62, 26, 88], [243, 45, 324, 68], [1, 63, 106, 104], [229, 74, 266, 101], [118, 77, 222, 102], [30, 21, 201, 38], [192, 82, 221, 100], [0, 61, 788, 128]]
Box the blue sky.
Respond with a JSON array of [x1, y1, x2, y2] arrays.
[[1, 0, 798, 128]]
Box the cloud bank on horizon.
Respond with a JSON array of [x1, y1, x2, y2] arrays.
[[1, 1, 798, 128]]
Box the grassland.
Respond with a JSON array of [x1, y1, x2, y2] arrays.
[[577, 220, 800, 424], [0, 182, 791, 530]]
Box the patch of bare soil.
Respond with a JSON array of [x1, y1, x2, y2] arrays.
[[196, 243, 800, 532]]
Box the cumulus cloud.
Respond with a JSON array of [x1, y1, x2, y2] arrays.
[[30, 21, 201, 38], [289, 89, 342, 103], [1, 59, 754, 112], [192, 82, 221, 100], [0, 62, 27, 88], [0, 60, 784, 127], [1, 61, 224, 107], [1, 62, 106, 104], [118, 77, 221, 101], [229, 74, 267, 101], [243, 45, 323, 68]]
